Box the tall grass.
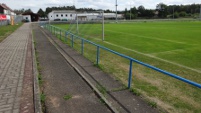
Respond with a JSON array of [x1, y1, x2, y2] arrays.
[[52, 21, 201, 113], [0, 23, 22, 42]]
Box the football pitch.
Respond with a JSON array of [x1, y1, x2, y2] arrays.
[[105, 22, 201, 70], [53, 20, 201, 113], [56, 21, 201, 79]]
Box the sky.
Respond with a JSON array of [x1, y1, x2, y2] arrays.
[[1, 0, 201, 13]]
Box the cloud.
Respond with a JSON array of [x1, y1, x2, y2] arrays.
[[1, 0, 201, 13]]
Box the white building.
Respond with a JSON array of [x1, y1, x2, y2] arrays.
[[22, 15, 31, 22], [0, 3, 16, 21], [48, 10, 76, 21], [77, 13, 101, 21], [48, 10, 124, 21]]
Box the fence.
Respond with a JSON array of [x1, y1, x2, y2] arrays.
[[14, 15, 23, 24], [43, 23, 201, 89], [0, 15, 23, 26], [0, 20, 9, 26]]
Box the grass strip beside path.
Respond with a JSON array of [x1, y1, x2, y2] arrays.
[[0, 23, 23, 42]]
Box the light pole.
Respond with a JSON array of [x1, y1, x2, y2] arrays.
[[200, 4, 201, 20], [130, 3, 131, 20], [116, 0, 118, 23], [102, 11, 104, 41], [173, 5, 174, 19], [129, 1, 135, 20]]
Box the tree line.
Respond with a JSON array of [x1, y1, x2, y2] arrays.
[[14, 3, 201, 19], [124, 3, 201, 19]]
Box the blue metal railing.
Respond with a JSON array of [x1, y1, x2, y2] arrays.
[[43, 24, 201, 89]]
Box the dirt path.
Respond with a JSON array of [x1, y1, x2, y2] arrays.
[[32, 24, 112, 113]]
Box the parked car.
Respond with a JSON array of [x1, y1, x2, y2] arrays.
[[54, 19, 61, 21], [62, 19, 68, 21]]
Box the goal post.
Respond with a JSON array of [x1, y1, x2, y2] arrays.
[[70, 11, 105, 41]]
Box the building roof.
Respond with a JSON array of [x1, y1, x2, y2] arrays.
[[77, 13, 99, 16], [0, 3, 13, 12], [51, 10, 76, 13]]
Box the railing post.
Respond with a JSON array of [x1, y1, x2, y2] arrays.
[[65, 32, 68, 42], [54, 27, 55, 35], [60, 29, 61, 40], [55, 28, 57, 37], [128, 60, 133, 89], [71, 35, 74, 48], [56, 28, 58, 38], [96, 46, 100, 65], [81, 39, 84, 55]]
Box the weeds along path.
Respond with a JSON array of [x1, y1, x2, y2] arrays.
[[33, 23, 160, 113], [32, 24, 112, 113], [103, 41, 201, 74], [86, 35, 201, 74]]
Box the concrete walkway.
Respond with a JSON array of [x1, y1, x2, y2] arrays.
[[33, 23, 112, 113], [0, 23, 160, 113], [36, 24, 159, 113], [0, 23, 34, 113]]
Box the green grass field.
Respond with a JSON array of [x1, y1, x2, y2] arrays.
[[52, 21, 201, 113], [0, 24, 22, 42]]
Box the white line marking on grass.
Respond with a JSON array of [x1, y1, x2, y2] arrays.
[[104, 41, 201, 74], [150, 49, 185, 55], [68, 29, 201, 73], [106, 30, 188, 44]]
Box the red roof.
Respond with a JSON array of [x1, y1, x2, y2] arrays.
[[0, 3, 13, 12]]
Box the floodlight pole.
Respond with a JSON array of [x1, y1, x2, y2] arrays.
[[173, 5, 174, 19], [76, 13, 79, 34], [116, 0, 118, 23], [102, 11, 105, 41], [130, 3, 131, 20], [200, 4, 201, 20]]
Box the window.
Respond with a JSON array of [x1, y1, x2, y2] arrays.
[[61, 14, 63, 17], [56, 14, 58, 17], [66, 14, 68, 17], [51, 15, 52, 17], [26, 17, 28, 19], [70, 14, 72, 17]]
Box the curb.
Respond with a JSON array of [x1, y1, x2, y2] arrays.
[[32, 28, 43, 113], [40, 27, 119, 113]]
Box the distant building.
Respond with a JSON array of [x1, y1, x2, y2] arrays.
[[48, 10, 77, 21], [22, 12, 39, 22], [22, 15, 31, 22], [48, 10, 123, 21], [0, 3, 16, 21]]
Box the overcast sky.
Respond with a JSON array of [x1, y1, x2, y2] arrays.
[[1, 0, 201, 13]]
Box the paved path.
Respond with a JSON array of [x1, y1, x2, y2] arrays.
[[36, 24, 159, 113], [33, 23, 112, 113], [0, 23, 34, 113]]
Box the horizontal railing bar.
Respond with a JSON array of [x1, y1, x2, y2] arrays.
[[45, 24, 201, 89]]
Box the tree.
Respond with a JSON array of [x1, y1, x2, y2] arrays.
[[104, 9, 113, 13], [138, 5, 145, 17], [131, 7, 137, 15], [45, 7, 52, 16], [156, 3, 168, 18], [144, 9, 155, 18], [37, 8, 46, 18], [14, 8, 33, 15], [179, 11, 187, 17], [24, 9, 33, 13], [14, 8, 25, 15]]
